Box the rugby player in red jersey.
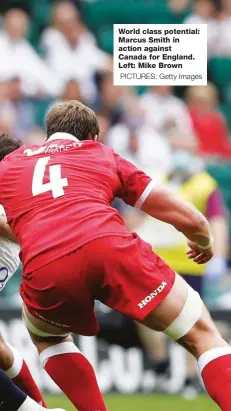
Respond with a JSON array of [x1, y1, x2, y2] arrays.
[[0, 100, 230, 411]]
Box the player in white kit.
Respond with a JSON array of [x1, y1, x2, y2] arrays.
[[0, 210, 66, 411], [0, 235, 20, 291]]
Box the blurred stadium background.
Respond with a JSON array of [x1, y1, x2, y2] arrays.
[[0, 0, 231, 409]]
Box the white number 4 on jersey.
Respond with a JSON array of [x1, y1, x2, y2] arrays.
[[32, 156, 68, 198]]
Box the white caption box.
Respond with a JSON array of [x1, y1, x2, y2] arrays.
[[113, 24, 207, 86]]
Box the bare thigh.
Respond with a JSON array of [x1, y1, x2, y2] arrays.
[[22, 304, 72, 353], [23, 304, 68, 336], [140, 274, 227, 358], [141, 274, 188, 331], [0, 333, 14, 369]]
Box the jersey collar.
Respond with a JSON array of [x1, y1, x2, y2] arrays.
[[47, 132, 80, 142]]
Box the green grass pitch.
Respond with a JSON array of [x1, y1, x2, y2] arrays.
[[45, 393, 219, 411]]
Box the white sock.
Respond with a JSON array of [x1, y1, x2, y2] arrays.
[[5, 343, 23, 378], [18, 395, 65, 411], [198, 346, 231, 373], [18, 396, 44, 411]]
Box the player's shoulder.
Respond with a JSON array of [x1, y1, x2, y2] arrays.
[[4, 144, 28, 160], [96, 141, 114, 153], [85, 140, 115, 157], [0, 144, 27, 169], [0, 144, 43, 178], [83, 141, 118, 172]]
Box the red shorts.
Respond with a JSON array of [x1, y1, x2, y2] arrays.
[[20, 234, 175, 336]]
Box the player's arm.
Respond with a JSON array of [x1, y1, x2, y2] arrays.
[[114, 152, 213, 265], [141, 185, 213, 264], [0, 215, 16, 242]]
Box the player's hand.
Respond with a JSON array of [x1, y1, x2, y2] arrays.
[[186, 240, 214, 264]]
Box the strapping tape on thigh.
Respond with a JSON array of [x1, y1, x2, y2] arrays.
[[22, 306, 69, 338], [163, 284, 203, 341]]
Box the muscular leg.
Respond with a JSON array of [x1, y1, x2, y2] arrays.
[[140, 274, 231, 411], [0, 334, 14, 369], [0, 333, 46, 406], [22, 305, 107, 411]]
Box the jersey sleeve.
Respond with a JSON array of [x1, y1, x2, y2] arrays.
[[114, 153, 154, 208]]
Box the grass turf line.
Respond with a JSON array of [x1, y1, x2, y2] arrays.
[[45, 393, 219, 411]]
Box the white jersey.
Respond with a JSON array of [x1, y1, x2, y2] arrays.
[[0, 204, 20, 291], [0, 237, 20, 291]]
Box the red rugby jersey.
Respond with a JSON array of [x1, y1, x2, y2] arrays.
[[0, 133, 154, 272]]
